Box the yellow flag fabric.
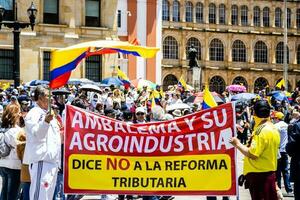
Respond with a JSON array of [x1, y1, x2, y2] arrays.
[[178, 77, 187, 90], [116, 67, 129, 81], [276, 79, 285, 89]]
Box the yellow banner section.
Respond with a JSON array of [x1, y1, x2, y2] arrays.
[[68, 154, 232, 191]]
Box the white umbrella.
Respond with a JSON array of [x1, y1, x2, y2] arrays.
[[166, 103, 190, 111], [80, 84, 102, 93]]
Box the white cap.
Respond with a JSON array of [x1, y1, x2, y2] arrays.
[[135, 107, 146, 114]]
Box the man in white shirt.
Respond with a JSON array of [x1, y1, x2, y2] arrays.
[[23, 86, 61, 200]]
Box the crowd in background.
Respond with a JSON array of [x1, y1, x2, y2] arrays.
[[0, 81, 299, 200]]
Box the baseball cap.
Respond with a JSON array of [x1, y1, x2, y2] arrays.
[[135, 107, 146, 114], [275, 112, 284, 120]]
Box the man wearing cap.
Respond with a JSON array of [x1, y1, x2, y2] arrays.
[[274, 112, 293, 195], [134, 107, 147, 124], [230, 100, 280, 200]]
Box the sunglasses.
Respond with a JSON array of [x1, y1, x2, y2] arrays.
[[136, 112, 145, 116]]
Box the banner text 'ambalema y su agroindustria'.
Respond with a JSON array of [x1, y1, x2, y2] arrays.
[[64, 103, 237, 196]]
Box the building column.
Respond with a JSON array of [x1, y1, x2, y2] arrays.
[[180, 1, 185, 22], [169, 0, 173, 22], [204, 0, 209, 24], [270, 9, 275, 27]]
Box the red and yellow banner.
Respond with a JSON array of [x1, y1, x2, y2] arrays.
[[64, 103, 237, 195]]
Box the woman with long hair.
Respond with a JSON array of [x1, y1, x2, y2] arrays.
[[0, 104, 23, 200]]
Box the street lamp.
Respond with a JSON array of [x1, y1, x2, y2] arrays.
[[0, 1, 37, 87]]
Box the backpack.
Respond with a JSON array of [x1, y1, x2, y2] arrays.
[[0, 128, 11, 158]]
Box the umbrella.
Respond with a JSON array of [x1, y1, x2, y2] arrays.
[[80, 84, 102, 93], [52, 88, 71, 95], [231, 93, 256, 101], [131, 78, 156, 90], [26, 80, 49, 86], [101, 77, 123, 86], [272, 91, 288, 101], [166, 103, 190, 111], [226, 85, 246, 93], [68, 78, 94, 85]]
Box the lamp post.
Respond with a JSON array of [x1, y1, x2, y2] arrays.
[[0, 1, 37, 87]]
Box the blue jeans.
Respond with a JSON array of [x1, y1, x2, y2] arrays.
[[276, 152, 293, 193], [17, 182, 30, 200], [0, 167, 20, 200]]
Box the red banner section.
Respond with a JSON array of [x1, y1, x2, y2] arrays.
[[64, 103, 237, 195]]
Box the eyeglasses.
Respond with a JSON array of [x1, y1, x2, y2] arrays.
[[136, 112, 145, 116]]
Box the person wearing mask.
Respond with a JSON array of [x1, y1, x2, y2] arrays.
[[0, 104, 23, 200], [273, 112, 293, 195], [23, 86, 61, 200], [230, 100, 280, 200]]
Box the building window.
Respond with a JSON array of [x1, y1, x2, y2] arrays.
[[173, 0, 180, 22], [163, 36, 178, 59], [1, 0, 13, 21], [297, 9, 300, 29], [85, 55, 102, 82], [85, 0, 100, 27], [0, 49, 13, 80], [163, 74, 178, 91], [287, 8, 291, 28], [276, 42, 289, 64], [209, 76, 226, 94], [263, 7, 270, 27], [209, 39, 224, 61], [162, 0, 170, 21], [117, 10, 121, 28], [219, 4, 226, 25], [254, 77, 269, 91], [241, 5, 248, 26], [232, 40, 246, 62], [253, 6, 260, 27], [209, 3, 216, 24], [43, 0, 59, 24], [275, 8, 282, 28], [254, 41, 268, 63], [232, 76, 248, 89], [185, 1, 193, 22], [186, 37, 201, 60], [196, 2, 203, 23], [43, 51, 51, 81], [231, 5, 238, 25]]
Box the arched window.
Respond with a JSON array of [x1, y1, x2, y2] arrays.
[[210, 39, 224, 61], [287, 8, 291, 28], [163, 74, 178, 91], [254, 41, 268, 63], [209, 3, 216, 24], [185, 1, 193, 22], [297, 9, 300, 29], [162, 0, 170, 21], [209, 76, 226, 94], [232, 40, 246, 62], [275, 8, 282, 28], [219, 4, 226, 24], [253, 6, 260, 27], [186, 37, 201, 60], [297, 45, 300, 64], [173, 0, 180, 22], [254, 77, 269, 91], [196, 2, 203, 23], [232, 76, 248, 89], [276, 42, 289, 64], [163, 36, 178, 59], [231, 5, 238, 25], [241, 5, 248, 26], [263, 7, 270, 27]]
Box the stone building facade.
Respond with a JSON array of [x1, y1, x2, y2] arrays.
[[161, 0, 300, 93], [0, 0, 118, 84]]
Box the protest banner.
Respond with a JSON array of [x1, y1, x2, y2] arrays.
[[64, 103, 237, 195]]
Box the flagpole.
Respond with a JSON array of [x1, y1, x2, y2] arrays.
[[48, 87, 52, 113], [283, 0, 288, 90]]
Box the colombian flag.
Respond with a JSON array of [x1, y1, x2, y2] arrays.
[[202, 86, 217, 109], [178, 76, 187, 90], [49, 40, 159, 89], [116, 67, 131, 89]]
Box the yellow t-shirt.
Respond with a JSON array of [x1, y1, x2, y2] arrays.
[[243, 121, 280, 175]]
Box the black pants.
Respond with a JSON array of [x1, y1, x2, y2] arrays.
[[0, 167, 20, 200]]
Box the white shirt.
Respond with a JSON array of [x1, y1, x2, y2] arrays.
[[274, 120, 288, 153], [23, 105, 61, 165], [0, 126, 22, 170]]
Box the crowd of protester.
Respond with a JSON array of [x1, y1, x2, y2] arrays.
[[0, 81, 299, 200]]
